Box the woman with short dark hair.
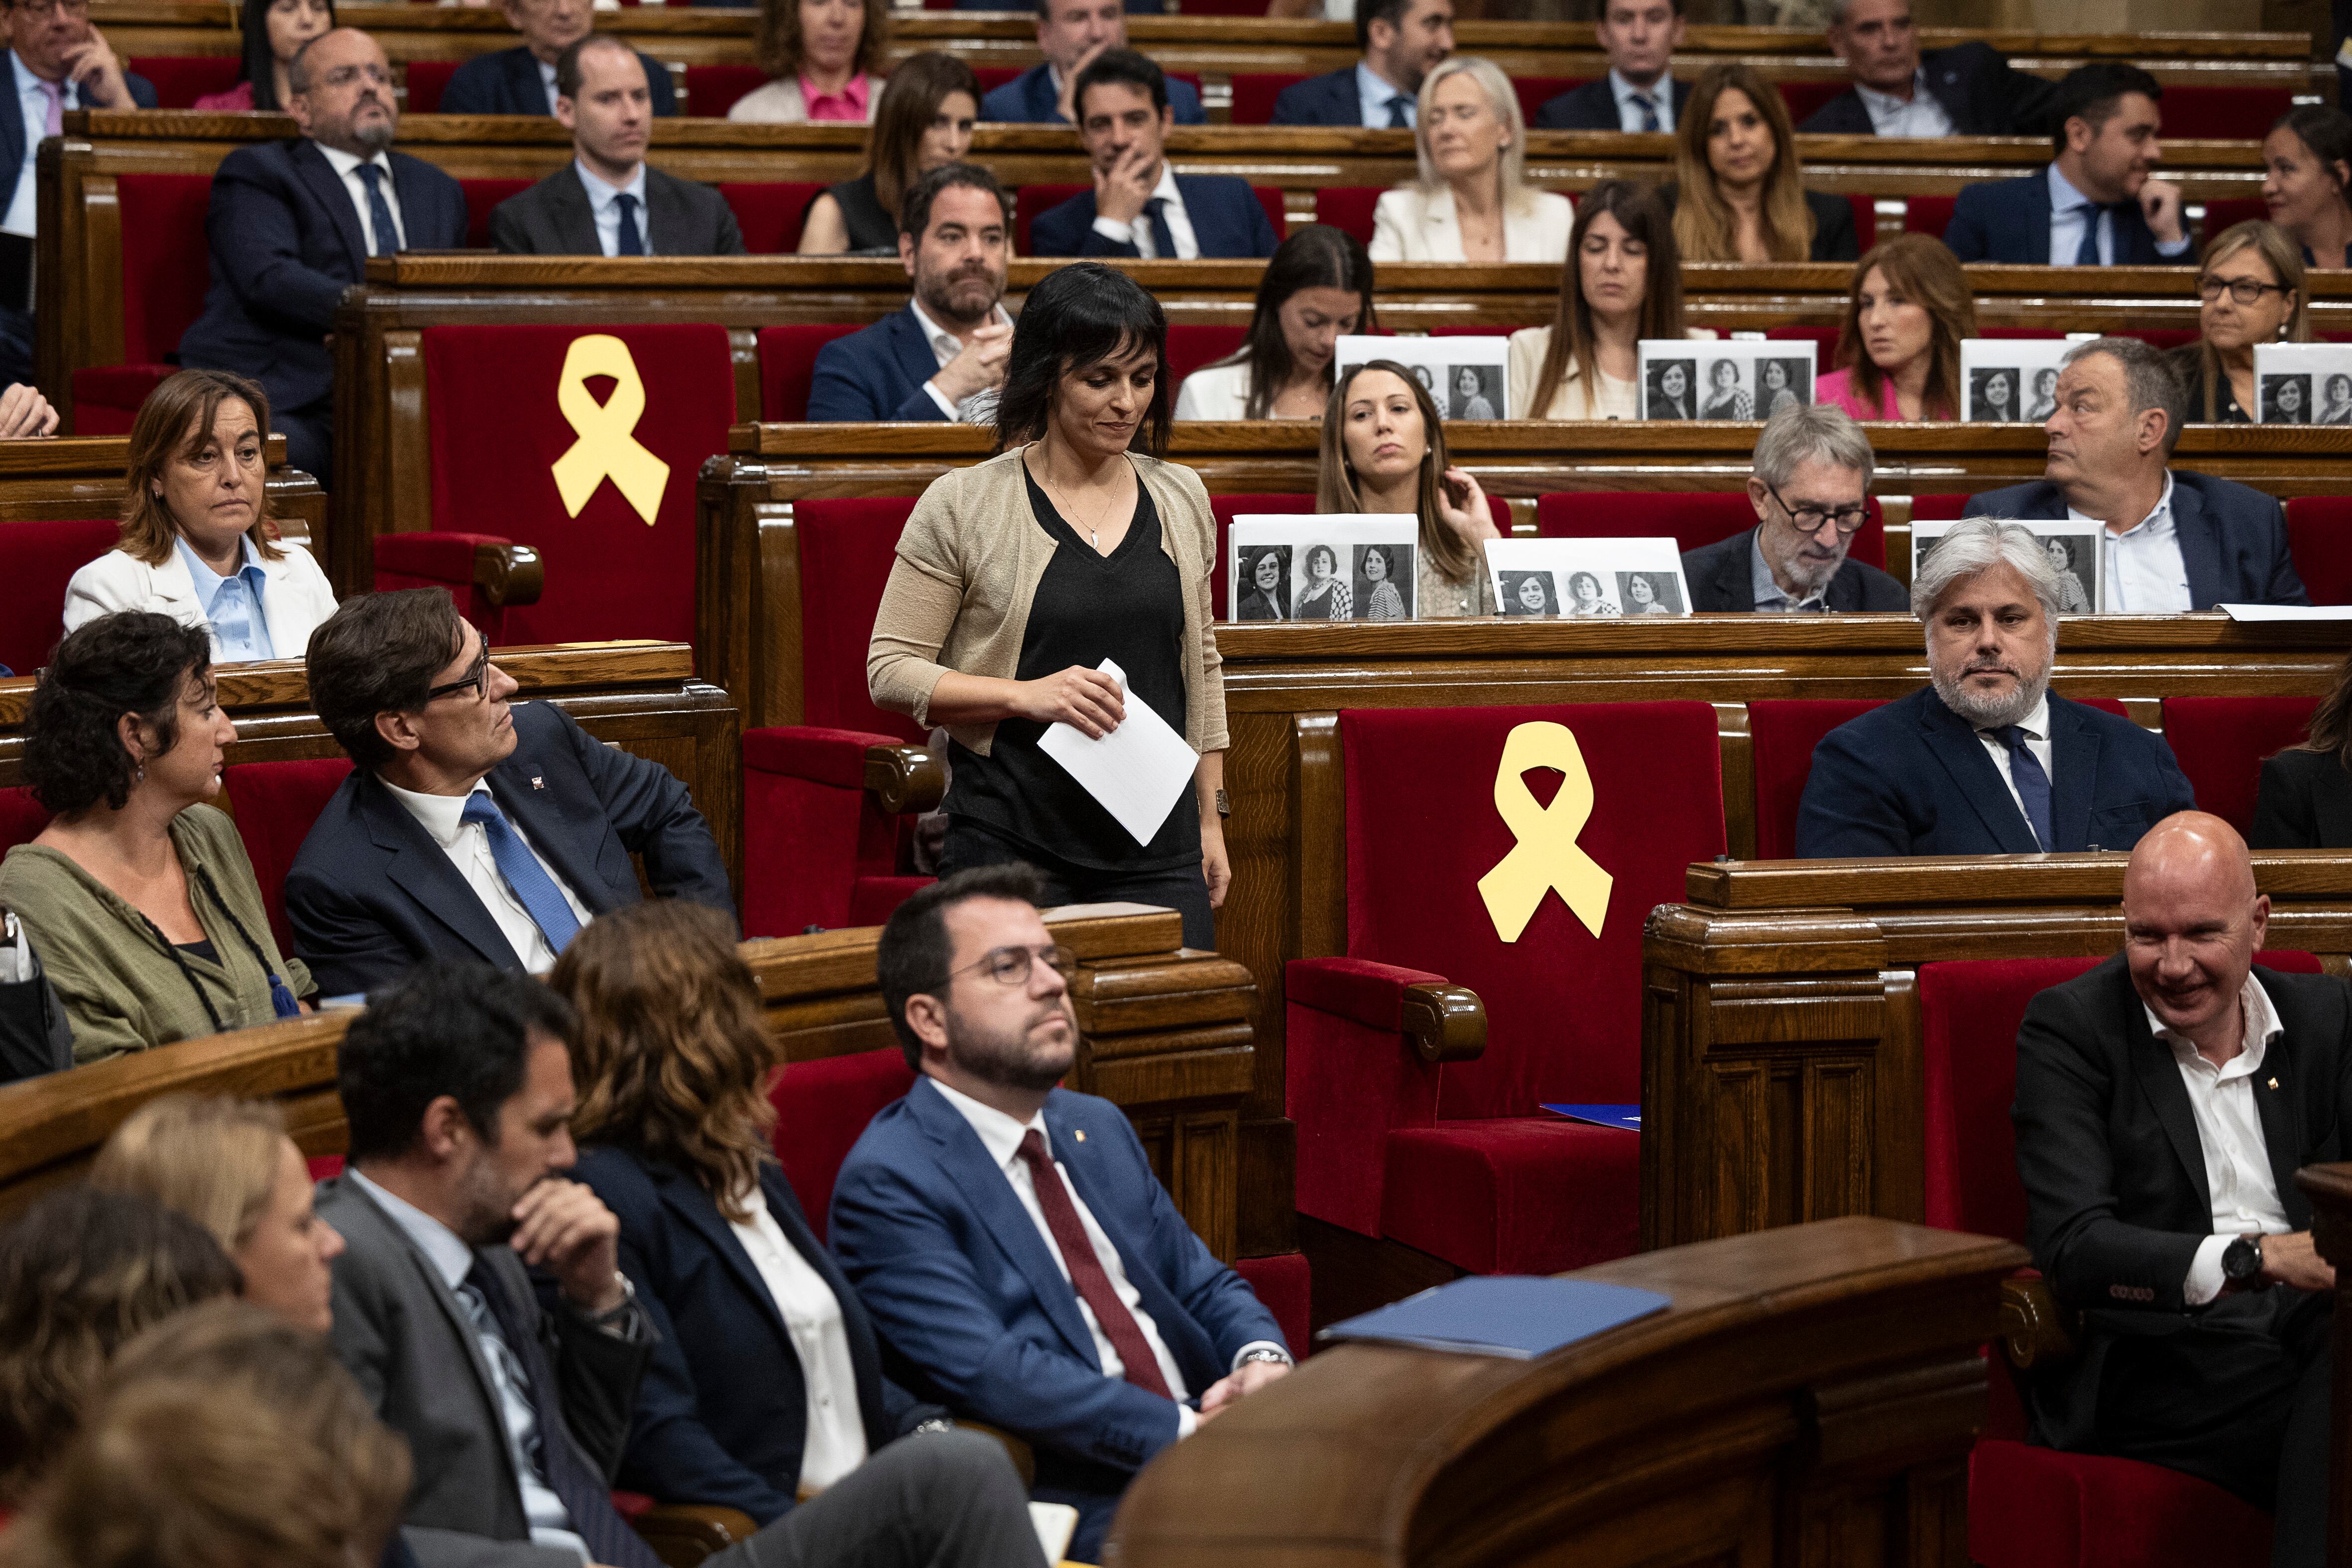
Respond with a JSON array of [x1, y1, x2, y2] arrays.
[[868, 263, 1227, 946], [0, 611, 308, 1063], [798, 52, 980, 255], [729, 0, 889, 123], [1174, 225, 1374, 420]]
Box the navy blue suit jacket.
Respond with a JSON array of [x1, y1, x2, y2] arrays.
[[284, 701, 734, 997], [1798, 43, 2051, 137], [438, 45, 678, 116], [806, 306, 952, 423], [1029, 174, 1277, 259], [1794, 685, 2196, 858], [0, 49, 154, 220], [1533, 76, 1685, 131], [1967, 472, 2308, 610], [979, 63, 1203, 126], [1943, 166, 2171, 265], [1680, 526, 1909, 612], [1270, 67, 1368, 127], [574, 1149, 943, 1524], [178, 139, 468, 418]]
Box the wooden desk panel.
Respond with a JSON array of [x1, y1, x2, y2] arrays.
[[0, 430, 318, 535]]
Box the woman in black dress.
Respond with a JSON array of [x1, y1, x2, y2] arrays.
[[2251, 652, 2352, 847], [799, 53, 980, 255]]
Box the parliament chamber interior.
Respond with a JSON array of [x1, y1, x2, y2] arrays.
[[7, 0, 2352, 1562]]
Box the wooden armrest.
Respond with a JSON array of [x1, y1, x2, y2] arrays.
[[627, 1503, 758, 1567], [1400, 981, 1485, 1064], [1997, 1273, 2079, 1371], [864, 743, 947, 816], [473, 540, 543, 608], [267, 516, 312, 551], [952, 1419, 1037, 1489]]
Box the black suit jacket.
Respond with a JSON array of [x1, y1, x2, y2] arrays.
[[1269, 67, 1364, 127], [1681, 525, 1909, 612], [1966, 472, 2309, 610], [284, 701, 734, 997], [489, 164, 744, 256], [2251, 747, 2352, 849], [1943, 165, 2175, 266], [1798, 42, 2054, 137], [1533, 76, 1685, 131], [177, 140, 467, 418], [438, 45, 678, 117], [2012, 956, 2352, 1442], [0, 49, 154, 219], [1028, 174, 1279, 260]]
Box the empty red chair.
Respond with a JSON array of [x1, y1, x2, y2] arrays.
[[371, 531, 541, 645], [1748, 699, 1883, 859], [72, 174, 214, 434], [2158, 86, 2294, 141], [771, 1047, 920, 1238], [1228, 73, 1305, 125], [685, 64, 770, 119], [2201, 198, 2269, 241], [1904, 195, 1957, 239], [0, 518, 120, 675], [1536, 490, 1886, 571], [1314, 187, 1383, 246], [2285, 495, 2352, 605], [2158, 695, 2320, 835], [128, 56, 244, 108], [1511, 78, 1583, 127], [0, 786, 50, 852], [1775, 80, 1845, 124], [719, 181, 827, 254], [403, 59, 457, 114], [757, 324, 865, 421], [220, 759, 355, 956], [460, 179, 533, 248], [1167, 325, 1247, 390], [1912, 492, 1971, 521], [1288, 701, 1724, 1276]]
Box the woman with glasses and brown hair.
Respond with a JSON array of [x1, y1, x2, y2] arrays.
[[798, 52, 980, 256], [1817, 234, 1976, 422], [2172, 220, 2312, 424], [1668, 63, 1858, 265], [728, 0, 889, 123]]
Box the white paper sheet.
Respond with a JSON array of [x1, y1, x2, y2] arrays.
[[1037, 659, 1200, 847], [2219, 603, 2352, 621], [1030, 1503, 1079, 1564]]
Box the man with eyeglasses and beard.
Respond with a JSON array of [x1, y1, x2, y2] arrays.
[[832, 865, 1294, 1565], [1682, 403, 1908, 613], [1795, 516, 2195, 858]]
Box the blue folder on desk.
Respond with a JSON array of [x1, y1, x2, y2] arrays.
[[1541, 1103, 1641, 1131], [1316, 1274, 1670, 1359]]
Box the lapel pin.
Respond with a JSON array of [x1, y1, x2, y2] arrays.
[[1074, 1129, 1086, 1142], [531, 776, 545, 790], [2269, 1077, 2280, 1089]]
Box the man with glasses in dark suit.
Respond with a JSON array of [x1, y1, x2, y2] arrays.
[[1682, 403, 1908, 613]]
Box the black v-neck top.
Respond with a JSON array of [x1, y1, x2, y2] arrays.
[[943, 465, 1196, 871]]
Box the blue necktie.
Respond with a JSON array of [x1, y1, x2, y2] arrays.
[[460, 792, 582, 955], [1995, 725, 2055, 851], [1385, 93, 1411, 128], [355, 162, 399, 258], [614, 191, 645, 256], [2072, 202, 2114, 267], [1143, 195, 1176, 259], [1633, 92, 1660, 132]]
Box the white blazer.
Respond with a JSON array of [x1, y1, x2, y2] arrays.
[[1368, 186, 1575, 264], [1174, 361, 1256, 421], [63, 540, 341, 664]]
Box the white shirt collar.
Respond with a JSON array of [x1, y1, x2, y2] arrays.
[[1608, 69, 1666, 110], [316, 143, 393, 181], [11, 51, 63, 104], [906, 295, 1011, 356], [2145, 970, 2285, 1083], [927, 1076, 1049, 1174], [573, 157, 647, 212], [1977, 691, 2049, 742], [348, 1167, 476, 1291], [380, 777, 494, 847], [2048, 160, 2102, 216], [1853, 67, 1927, 115], [2071, 470, 2175, 539], [1145, 161, 1180, 210]]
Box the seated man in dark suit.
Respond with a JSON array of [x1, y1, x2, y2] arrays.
[[1683, 402, 1907, 613], [1532, 0, 1683, 132], [490, 35, 741, 256], [1270, 0, 1451, 129], [286, 589, 734, 1000], [177, 28, 466, 485], [1795, 517, 2196, 857], [1799, 0, 2052, 137], [1030, 51, 1278, 261], [979, 0, 1202, 126], [832, 866, 1294, 1564], [1969, 337, 2307, 611], [322, 962, 1041, 1568], [437, 0, 675, 118], [807, 163, 1011, 423], [2012, 812, 2339, 1568], [1944, 62, 2189, 266]]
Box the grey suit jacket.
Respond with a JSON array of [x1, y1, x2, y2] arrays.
[[488, 164, 746, 256], [319, 1175, 653, 1568]]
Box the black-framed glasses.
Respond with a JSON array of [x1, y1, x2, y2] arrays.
[[2198, 276, 2289, 306], [947, 943, 1078, 987], [422, 643, 491, 704], [1763, 479, 1870, 537]]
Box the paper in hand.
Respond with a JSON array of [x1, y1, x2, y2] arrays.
[[1037, 659, 1200, 846]]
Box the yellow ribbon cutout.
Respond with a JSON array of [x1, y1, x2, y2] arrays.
[[1475, 722, 1613, 943], [549, 334, 671, 527]]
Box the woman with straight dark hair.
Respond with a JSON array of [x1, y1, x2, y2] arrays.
[[2263, 106, 2352, 269], [1175, 225, 1375, 420], [798, 52, 979, 255], [2252, 649, 2352, 847], [194, 0, 333, 111], [1511, 180, 1702, 421], [729, 0, 889, 123], [1669, 63, 1857, 264], [2172, 220, 2312, 424], [868, 263, 1228, 945], [1818, 234, 1976, 421], [1317, 359, 1497, 616]]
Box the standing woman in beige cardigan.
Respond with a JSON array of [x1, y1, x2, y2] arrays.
[[868, 262, 1228, 946]]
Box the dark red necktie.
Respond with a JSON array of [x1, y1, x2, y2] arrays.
[[1016, 1129, 1173, 1398]]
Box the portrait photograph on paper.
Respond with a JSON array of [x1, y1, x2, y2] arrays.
[[2253, 343, 2352, 424], [1228, 515, 1420, 621], [1481, 537, 1691, 617], [1638, 341, 1814, 421], [1333, 336, 1513, 420], [1913, 516, 2103, 613], [1959, 338, 2076, 422]]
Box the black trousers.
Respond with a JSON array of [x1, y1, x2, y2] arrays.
[[710, 1430, 1045, 1568], [941, 817, 1216, 951]]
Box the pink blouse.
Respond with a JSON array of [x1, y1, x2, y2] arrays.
[[800, 72, 871, 122], [1815, 366, 1903, 422], [192, 79, 254, 113]]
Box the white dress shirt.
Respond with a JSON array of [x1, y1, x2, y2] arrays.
[[575, 159, 651, 256], [1091, 163, 1198, 260], [4, 52, 76, 237], [2046, 162, 2191, 267], [380, 775, 594, 974], [1607, 70, 1674, 133], [1972, 691, 2055, 836], [1173, 360, 1255, 421], [2145, 975, 2294, 1306], [317, 142, 407, 254], [907, 296, 1013, 423], [727, 1184, 869, 1491], [2074, 471, 2191, 614], [1854, 70, 1954, 138], [1356, 61, 1413, 129]]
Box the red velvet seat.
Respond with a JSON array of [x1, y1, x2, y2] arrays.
[[756, 324, 864, 420], [72, 174, 212, 434], [685, 64, 770, 119], [371, 530, 529, 644], [1227, 72, 1302, 125], [403, 59, 456, 115], [128, 55, 243, 108], [720, 181, 827, 254], [1314, 187, 1382, 246], [2201, 198, 2269, 240], [460, 179, 534, 248], [2158, 86, 2293, 141], [1912, 492, 1970, 521], [1764, 324, 1841, 358], [1775, 80, 1844, 123], [0, 518, 120, 674], [1288, 701, 1725, 1276], [0, 786, 50, 852], [220, 758, 355, 955], [1903, 195, 1956, 238], [1748, 699, 1882, 859], [2157, 696, 2320, 835], [2285, 496, 2352, 605], [1509, 77, 1581, 127], [1168, 325, 1247, 391], [419, 323, 736, 645], [1535, 490, 1887, 571]]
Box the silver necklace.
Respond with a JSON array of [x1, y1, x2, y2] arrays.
[[1031, 449, 1122, 551]]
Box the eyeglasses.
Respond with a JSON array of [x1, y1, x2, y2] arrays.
[[2198, 276, 2289, 306], [946, 943, 1077, 987], [1763, 479, 1870, 537], [422, 643, 491, 704]]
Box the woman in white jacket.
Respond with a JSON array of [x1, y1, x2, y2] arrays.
[[1369, 56, 1573, 265], [65, 371, 338, 665]]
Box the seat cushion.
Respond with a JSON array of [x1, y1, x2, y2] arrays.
[[221, 759, 355, 955], [0, 518, 120, 675], [1231, 1252, 1309, 1355], [1969, 1437, 2271, 1568], [770, 1048, 917, 1241], [1380, 1117, 1639, 1276], [757, 323, 863, 422], [721, 181, 827, 255], [2159, 695, 2322, 834]]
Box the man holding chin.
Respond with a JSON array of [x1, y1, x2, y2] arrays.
[[1793, 516, 2195, 857]]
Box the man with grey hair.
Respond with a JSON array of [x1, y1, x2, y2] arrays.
[[1795, 516, 2194, 857], [1683, 403, 1908, 613], [1798, 0, 2052, 137], [1969, 337, 2305, 613]]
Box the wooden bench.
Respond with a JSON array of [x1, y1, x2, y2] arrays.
[[0, 430, 317, 530]]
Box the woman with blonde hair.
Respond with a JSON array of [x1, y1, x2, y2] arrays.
[[1317, 359, 1498, 616], [2172, 220, 2312, 424], [1817, 234, 1976, 421], [728, 0, 889, 123], [1669, 63, 1858, 264], [1369, 56, 1573, 264], [798, 52, 979, 255]]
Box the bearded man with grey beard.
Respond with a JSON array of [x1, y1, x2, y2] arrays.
[[1793, 516, 2195, 856]]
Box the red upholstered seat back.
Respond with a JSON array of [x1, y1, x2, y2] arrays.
[[117, 175, 215, 367], [1535, 490, 1886, 570], [2201, 197, 2269, 241], [221, 758, 354, 955], [1209, 492, 1314, 616], [770, 1047, 917, 1239], [1340, 702, 1725, 1116], [1775, 80, 1844, 123], [0, 786, 51, 852], [720, 181, 826, 254], [1912, 493, 1970, 521], [404, 60, 456, 114], [1511, 77, 1582, 126], [422, 324, 736, 646], [757, 323, 863, 420], [2160, 86, 2294, 140], [1749, 699, 1882, 859], [2159, 695, 2321, 835], [1765, 325, 1841, 359], [1015, 184, 1086, 254], [129, 56, 243, 108], [2286, 496, 2352, 605], [1228, 72, 1303, 125], [0, 518, 121, 675], [1168, 325, 1248, 390], [1315, 187, 1382, 246], [685, 64, 770, 118], [972, 66, 1021, 93], [1903, 195, 1956, 237], [796, 496, 924, 741], [460, 179, 533, 248]]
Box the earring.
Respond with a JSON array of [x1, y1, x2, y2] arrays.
[[135, 764, 145, 783]]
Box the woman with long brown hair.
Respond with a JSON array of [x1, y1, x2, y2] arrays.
[[799, 52, 980, 256], [1510, 180, 1701, 421], [1669, 63, 1858, 264], [2172, 220, 2312, 424], [1175, 225, 1374, 420], [1816, 234, 1976, 422], [1316, 359, 1497, 616], [728, 0, 889, 123]]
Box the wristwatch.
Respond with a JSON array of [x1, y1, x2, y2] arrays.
[[1235, 1347, 1291, 1369], [911, 1418, 955, 1436], [583, 1271, 639, 1329], [2222, 1233, 2265, 1290]]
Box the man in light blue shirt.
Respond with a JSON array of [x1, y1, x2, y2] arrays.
[[1269, 0, 1451, 128], [1533, 0, 1686, 132], [1944, 63, 2192, 268], [174, 532, 275, 663]]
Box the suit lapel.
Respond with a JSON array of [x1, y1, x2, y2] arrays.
[[507, 48, 548, 115], [644, 169, 685, 254], [2169, 482, 2223, 610], [1918, 693, 2041, 852], [1425, 188, 1460, 253], [290, 139, 367, 275], [486, 748, 615, 912], [2314, 760, 2352, 846], [1042, 1098, 1184, 1351], [1713, 531, 1756, 610], [1027, 66, 1059, 123], [654, 1164, 792, 1345], [547, 172, 602, 257], [0, 55, 23, 206], [2125, 1001, 2216, 1214], [2248, 976, 2310, 1227], [390, 154, 448, 249], [890, 308, 941, 397], [356, 773, 526, 966], [2045, 697, 2099, 852], [756, 1166, 891, 1427], [2018, 170, 2053, 260]]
